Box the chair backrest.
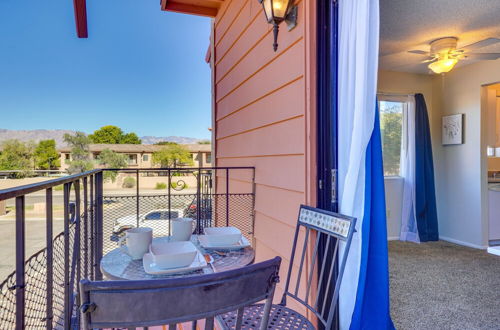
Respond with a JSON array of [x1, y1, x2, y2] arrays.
[[281, 205, 356, 329], [79, 257, 281, 330]]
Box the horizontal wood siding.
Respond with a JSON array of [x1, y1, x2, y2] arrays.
[[213, 0, 316, 304]]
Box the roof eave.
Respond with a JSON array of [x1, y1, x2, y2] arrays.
[[160, 0, 221, 18]]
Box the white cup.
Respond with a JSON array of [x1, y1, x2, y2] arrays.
[[171, 218, 194, 241], [118, 227, 153, 260]]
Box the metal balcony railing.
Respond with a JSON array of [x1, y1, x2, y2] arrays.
[[0, 167, 255, 329]]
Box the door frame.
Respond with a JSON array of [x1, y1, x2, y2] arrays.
[[316, 0, 339, 329]]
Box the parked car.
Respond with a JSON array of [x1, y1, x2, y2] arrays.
[[183, 197, 213, 233], [183, 197, 213, 220], [113, 209, 182, 236]]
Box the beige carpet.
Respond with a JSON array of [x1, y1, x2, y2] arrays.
[[388, 241, 500, 330]]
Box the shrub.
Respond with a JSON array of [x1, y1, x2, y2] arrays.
[[170, 181, 188, 190], [122, 177, 136, 188], [155, 182, 167, 190]]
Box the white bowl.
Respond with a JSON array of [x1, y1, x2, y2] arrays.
[[203, 227, 242, 245], [149, 241, 197, 269]]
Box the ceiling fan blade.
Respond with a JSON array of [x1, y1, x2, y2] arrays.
[[458, 38, 500, 51], [421, 58, 438, 63], [462, 53, 500, 60], [408, 50, 430, 55]]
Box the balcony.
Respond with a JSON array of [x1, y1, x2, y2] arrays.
[[0, 167, 255, 329]]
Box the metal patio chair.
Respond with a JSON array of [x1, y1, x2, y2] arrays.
[[220, 205, 356, 329], [79, 257, 281, 330]]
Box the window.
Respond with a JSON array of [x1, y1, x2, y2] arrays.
[[379, 99, 405, 176], [65, 154, 70, 160], [126, 154, 138, 165], [206, 153, 212, 163], [143, 154, 149, 162]]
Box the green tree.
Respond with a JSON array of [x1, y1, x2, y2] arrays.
[[98, 149, 128, 182], [121, 132, 141, 144], [34, 139, 60, 170], [152, 144, 194, 168], [0, 139, 34, 177], [89, 125, 141, 144], [197, 140, 211, 144], [154, 141, 178, 146], [380, 106, 403, 176], [63, 132, 94, 174]]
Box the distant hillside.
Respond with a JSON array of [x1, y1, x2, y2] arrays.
[[140, 136, 201, 145], [0, 129, 74, 147], [0, 129, 203, 147]]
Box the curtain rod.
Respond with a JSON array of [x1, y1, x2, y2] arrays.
[[377, 92, 414, 97]]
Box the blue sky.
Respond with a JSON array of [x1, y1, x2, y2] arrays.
[[0, 0, 212, 139]]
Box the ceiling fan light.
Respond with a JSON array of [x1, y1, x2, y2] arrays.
[[428, 57, 458, 74]]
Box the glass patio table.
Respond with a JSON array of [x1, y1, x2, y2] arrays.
[[100, 235, 255, 280]]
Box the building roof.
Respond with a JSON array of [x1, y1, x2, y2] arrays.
[[58, 143, 211, 153]]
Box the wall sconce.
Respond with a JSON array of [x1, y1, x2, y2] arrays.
[[258, 0, 298, 51]]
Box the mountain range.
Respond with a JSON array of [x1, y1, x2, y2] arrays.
[[0, 129, 203, 147]]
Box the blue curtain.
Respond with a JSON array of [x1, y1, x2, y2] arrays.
[[350, 106, 394, 329], [414, 94, 439, 241]]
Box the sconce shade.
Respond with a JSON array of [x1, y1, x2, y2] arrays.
[[261, 0, 292, 24]]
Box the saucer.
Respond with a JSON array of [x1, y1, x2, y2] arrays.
[[142, 250, 207, 275], [197, 236, 251, 251]]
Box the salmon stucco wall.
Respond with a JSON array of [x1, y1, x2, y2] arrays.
[[212, 0, 317, 301]]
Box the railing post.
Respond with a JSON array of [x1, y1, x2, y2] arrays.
[[83, 177, 88, 279], [251, 168, 256, 239], [15, 195, 25, 330], [136, 170, 140, 228], [45, 188, 54, 329], [94, 172, 104, 280], [168, 169, 171, 236], [74, 179, 81, 324], [89, 175, 94, 280], [196, 169, 201, 234], [225, 168, 229, 227], [63, 182, 71, 330]]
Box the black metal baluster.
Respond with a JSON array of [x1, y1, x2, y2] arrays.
[[63, 182, 71, 330], [225, 168, 229, 227], [196, 170, 201, 234], [136, 170, 140, 228], [83, 177, 88, 279], [251, 168, 256, 238], [45, 188, 54, 329], [168, 169, 171, 236], [95, 172, 104, 280], [89, 175, 94, 280], [74, 179, 81, 326], [15, 195, 25, 330]]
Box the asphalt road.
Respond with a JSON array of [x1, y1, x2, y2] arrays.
[[0, 219, 64, 280], [0, 193, 197, 281]]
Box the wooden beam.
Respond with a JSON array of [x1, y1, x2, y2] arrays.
[[161, 0, 219, 17], [73, 0, 88, 38]]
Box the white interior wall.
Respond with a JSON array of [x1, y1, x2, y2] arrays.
[[385, 177, 403, 240], [437, 59, 500, 248], [379, 62, 500, 249]]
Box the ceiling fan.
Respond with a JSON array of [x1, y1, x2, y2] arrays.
[[408, 37, 500, 74]]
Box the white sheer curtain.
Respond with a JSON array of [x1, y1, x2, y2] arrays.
[[399, 96, 419, 242], [337, 0, 379, 328]]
